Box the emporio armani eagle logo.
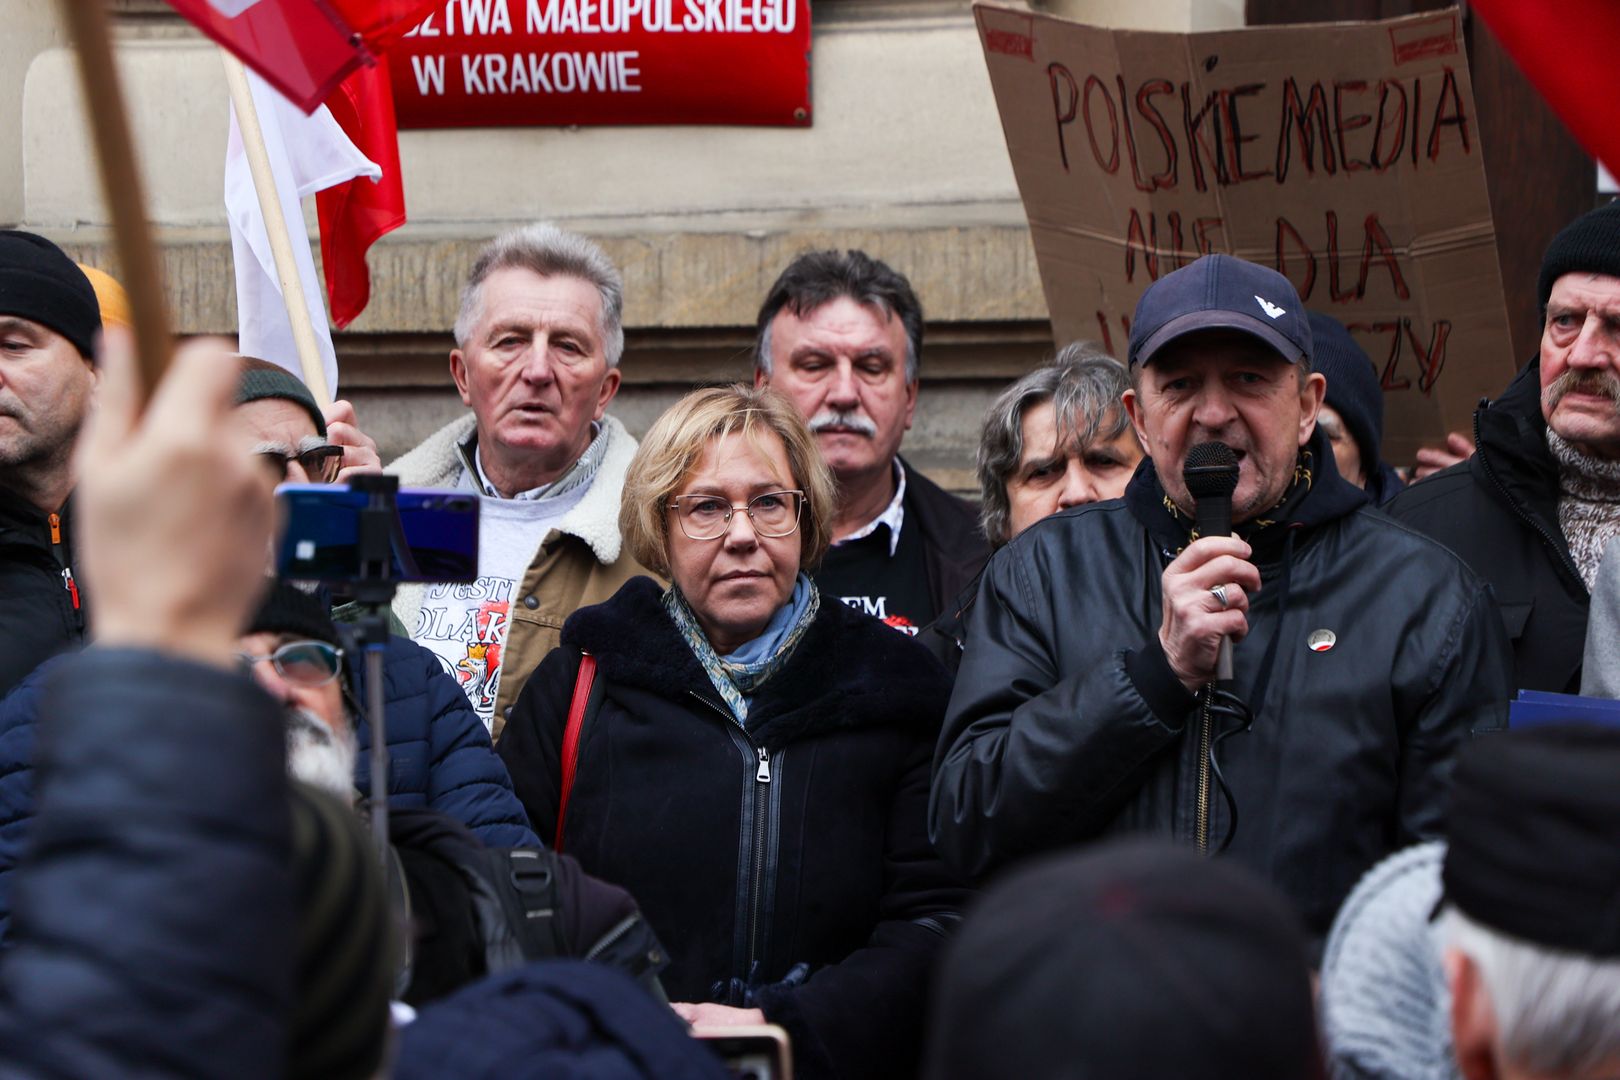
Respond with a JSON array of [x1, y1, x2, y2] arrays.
[[1255, 295, 1286, 319]]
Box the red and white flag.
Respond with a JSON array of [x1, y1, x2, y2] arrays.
[[167, 0, 436, 113], [318, 63, 407, 330]]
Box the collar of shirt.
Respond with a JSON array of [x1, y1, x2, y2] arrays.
[[465, 422, 604, 501], [834, 458, 906, 557]]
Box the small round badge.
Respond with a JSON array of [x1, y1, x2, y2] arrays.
[[1308, 629, 1336, 653]]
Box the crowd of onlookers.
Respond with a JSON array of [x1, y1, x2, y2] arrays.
[[0, 199, 1618, 1078]]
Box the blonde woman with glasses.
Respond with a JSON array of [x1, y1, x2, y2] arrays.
[[499, 384, 967, 1080]]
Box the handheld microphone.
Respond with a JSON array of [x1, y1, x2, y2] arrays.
[[1183, 442, 1241, 682]]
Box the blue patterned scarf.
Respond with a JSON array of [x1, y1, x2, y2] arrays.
[[663, 574, 820, 726]]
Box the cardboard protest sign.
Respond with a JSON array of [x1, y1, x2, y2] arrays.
[[976, 4, 1516, 459], [389, 0, 811, 128]]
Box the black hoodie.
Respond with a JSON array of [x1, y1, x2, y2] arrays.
[[0, 489, 83, 699]]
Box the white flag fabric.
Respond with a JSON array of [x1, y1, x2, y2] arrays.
[[225, 67, 380, 398]]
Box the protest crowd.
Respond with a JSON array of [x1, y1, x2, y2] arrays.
[[5, 5, 1620, 1079]]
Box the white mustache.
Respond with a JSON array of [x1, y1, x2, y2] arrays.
[[808, 410, 877, 437]]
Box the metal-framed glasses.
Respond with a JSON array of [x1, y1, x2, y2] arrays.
[[667, 490, 805, 541], [257, 444, 345, 484], [236, 640, 345, 687]]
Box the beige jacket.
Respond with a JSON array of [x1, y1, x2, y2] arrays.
[[387, 412, 655, 741]]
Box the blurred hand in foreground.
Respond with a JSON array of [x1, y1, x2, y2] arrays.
[[1411, 430, 1474, 482], [75, 331, 274, 670]]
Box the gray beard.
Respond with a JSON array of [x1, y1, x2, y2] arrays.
[[285, 707, 358, 802]]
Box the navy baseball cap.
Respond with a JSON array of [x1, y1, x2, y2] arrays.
[[1128, 254, 1312, 369]]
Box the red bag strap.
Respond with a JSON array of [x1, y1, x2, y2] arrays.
[[555, 652, 596, 852]]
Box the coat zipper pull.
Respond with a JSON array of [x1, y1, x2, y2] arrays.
[[62, 567, 80, 611], [755, 746, 772, 783], [48, 512, 61, 546]]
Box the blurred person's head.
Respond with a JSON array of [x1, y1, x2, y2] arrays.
[[230, 357, 341, 486], [76, 263, 130, 331], [1308, 312, 1386, 491], [451, 223, 624, 496], [0, 231, 101, 510], [1536, 202, 1620, 461], [1123, 254, 1327, 525], [239, 580, 356, 801], [753, 250, 922, 494], [621, 385, 835, 655], [977, 344, 1143, 545], [927, 840, 1321, 1080], [1438, 724, 1620, 1080]]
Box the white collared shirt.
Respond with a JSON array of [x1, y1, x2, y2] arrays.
[[834, 458, 906, 558]]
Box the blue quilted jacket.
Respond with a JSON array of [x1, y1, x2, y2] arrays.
[[0, 633, 538, 943]]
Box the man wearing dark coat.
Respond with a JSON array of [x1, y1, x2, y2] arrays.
[[1387, 202, 1620, 693], [753, 249, 988, 636], [932, 254, 1510, 940]]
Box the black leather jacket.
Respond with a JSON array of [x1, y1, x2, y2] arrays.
[[931, 437, 1510, 936]]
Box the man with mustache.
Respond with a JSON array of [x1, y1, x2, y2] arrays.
[[390, 224, 649, 738], [1388, 202, 1620, 693], [753, 250, 989, 636]]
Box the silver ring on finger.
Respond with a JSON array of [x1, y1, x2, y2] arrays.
[[1210, 583, 1230, 609]]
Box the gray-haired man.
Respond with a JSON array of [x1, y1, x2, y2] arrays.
[[390, 224, 649, 738]]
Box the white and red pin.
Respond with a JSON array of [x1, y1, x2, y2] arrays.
[[1308, 629, 1337, 653]]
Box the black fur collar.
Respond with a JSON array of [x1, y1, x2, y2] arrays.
[[562, 577, 951, 747]]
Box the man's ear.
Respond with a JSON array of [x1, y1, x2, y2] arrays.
[[1446, 948, 1501, 1080], [1122, 385, 1151, 454], [593, 366, 622, 421], [449, 349, 472, 407], [1297, 368, 1328, 446]]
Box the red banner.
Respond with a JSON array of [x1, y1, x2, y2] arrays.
[[387, 0, 812, 128]]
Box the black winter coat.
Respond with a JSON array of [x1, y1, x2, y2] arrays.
[[899, 457, 991, 620], [0, 490, 84, 699], [499, 577, 969, 1080], [932, 437, 1510, 937], [1386, 359, 1588, 693]]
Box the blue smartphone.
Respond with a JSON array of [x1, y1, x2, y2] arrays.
[[275, 484, 480, 584]]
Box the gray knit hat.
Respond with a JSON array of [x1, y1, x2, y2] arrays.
[[235, 356, 327, 438]]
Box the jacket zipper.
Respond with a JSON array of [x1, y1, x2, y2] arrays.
[[1474, 408, 1586, 590], [48, 513, 81, 615], [1196, 687, 1212, 854], [688, 691, 777, 988]]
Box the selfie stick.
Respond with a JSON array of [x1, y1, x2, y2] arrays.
[[349, 473, 401, 868]]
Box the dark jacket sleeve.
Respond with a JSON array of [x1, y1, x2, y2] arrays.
[[929, 541, 1195, 880], [0, 649, 294, 1079], [755, 737, 971, 1080], [0, 657, 64, 947], [1391, 577, 1511, 842], [497, 645, 580, 849], [358, 636, 540, 850]]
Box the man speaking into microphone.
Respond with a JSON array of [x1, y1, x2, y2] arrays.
[[931, 254, 1509, 940]]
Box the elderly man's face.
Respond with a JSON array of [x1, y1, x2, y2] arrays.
[[0, 316, 94, 473], [238, 629, 355, 799], [758, 296, 917, 488], [451, 267, 621, 494], [1124, 330, 1326, 523], [1541, 272, 1620, 460], [1004, 400, 1143, 542]]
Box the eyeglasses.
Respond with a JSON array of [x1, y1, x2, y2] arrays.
[[237, 640, 345, 687], [257, 444, 345, 484], [667, 490, 805, 541]]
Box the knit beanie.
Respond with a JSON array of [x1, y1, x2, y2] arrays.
[[77, 263, 131, 330], [285, 781, 394, 1080], [1309, 310, 1384, 473], [926, 840, 1320, 1080], [236, 358, 328, 438], [0, 230, 101, 359], [246, 580, 342, 647], [1538, 200, 1620, 310]]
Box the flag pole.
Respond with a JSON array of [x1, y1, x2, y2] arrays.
[[220, 52, 335, 409], [56, 0, 170, 408]]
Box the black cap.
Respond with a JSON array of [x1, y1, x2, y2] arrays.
[[245, 580, 340, 647], [1538, 201, 1620, 310], [1442, 725, 1620, 957], [1129, 254, 1312, 369], [0, 230, 101, 360], [927, 840, 1320, 1080], [1309, 311, 1384, 472]]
